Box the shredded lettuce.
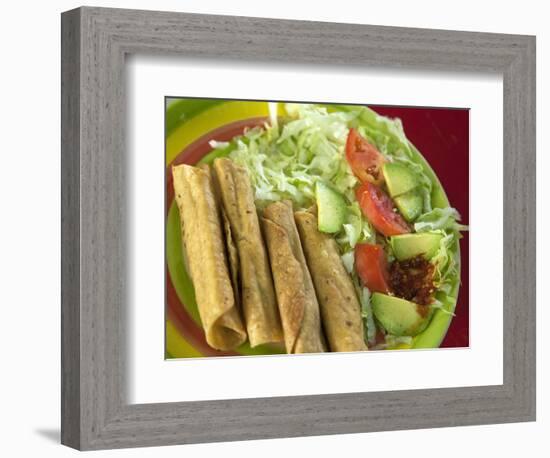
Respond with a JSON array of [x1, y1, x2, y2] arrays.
[[414, 207, 468, 233], [359, 286, 377, 346], [227, 105, 356, 206], [337, 202, 376, 250], [341, 251, 355, 275]]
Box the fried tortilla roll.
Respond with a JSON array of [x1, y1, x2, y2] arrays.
[[199, 163, 241, 309], [295, 209, 367, 352], [213, 158, 283, 347], [261, 200, 325, 354], [172, 164, 247, 351]]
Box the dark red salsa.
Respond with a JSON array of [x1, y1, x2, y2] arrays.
[[389, 255, 436, 306]]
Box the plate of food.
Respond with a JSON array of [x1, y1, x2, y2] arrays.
[[165, 99, 467, 358]]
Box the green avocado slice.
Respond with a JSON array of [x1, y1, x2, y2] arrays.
[[371, 293, 434, 337], [315, 181, 347, 233], [382, 162, 418, 197], [394, 190, 423, 222], [390, 232, 443, 261]]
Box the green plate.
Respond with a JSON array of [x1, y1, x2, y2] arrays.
[[165, 99, 460, 357]]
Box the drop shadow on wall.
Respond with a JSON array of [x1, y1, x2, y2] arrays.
[[35, 429, 60, 444]]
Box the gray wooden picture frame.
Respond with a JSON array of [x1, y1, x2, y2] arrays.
[[61, 6, 536, 451]]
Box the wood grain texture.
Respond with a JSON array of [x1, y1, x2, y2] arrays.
[[60, 6, 536, 450], [60, 7, 81, 450]]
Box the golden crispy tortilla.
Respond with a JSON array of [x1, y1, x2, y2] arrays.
[[261, 200, 325, 354], [199, 163, 241, 311], [172, 164, 247, 351], [295, 209, 367, 352], [212, 158, 283, 347], [221, 210, 240, 309]]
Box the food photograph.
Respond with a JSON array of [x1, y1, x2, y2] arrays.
[[165, 99, 469, 358]]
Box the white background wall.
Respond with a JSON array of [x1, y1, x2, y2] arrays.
[[0, 0, 546, 456]]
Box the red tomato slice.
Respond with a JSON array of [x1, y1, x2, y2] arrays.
[[355, 243, 391, 293], [345, 128, 386, 185], [356, 181, 410, 236]]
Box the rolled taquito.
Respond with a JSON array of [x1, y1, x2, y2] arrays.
[[212, 158, 283, 347], [198, 163, 241, 311], [172, 163, 246, 351], [295, 209, 367, 352], [261, 200, 325, 354]]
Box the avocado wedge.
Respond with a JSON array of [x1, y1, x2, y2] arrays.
[[315, 181, 347, 233], [394, 190, 423, 222], [391, 232, 443, 261], [371, 293, 434, 336], [382, 162, 418, 197]]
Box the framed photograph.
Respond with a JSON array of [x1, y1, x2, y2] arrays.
[[61, 6, 536, 450]]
